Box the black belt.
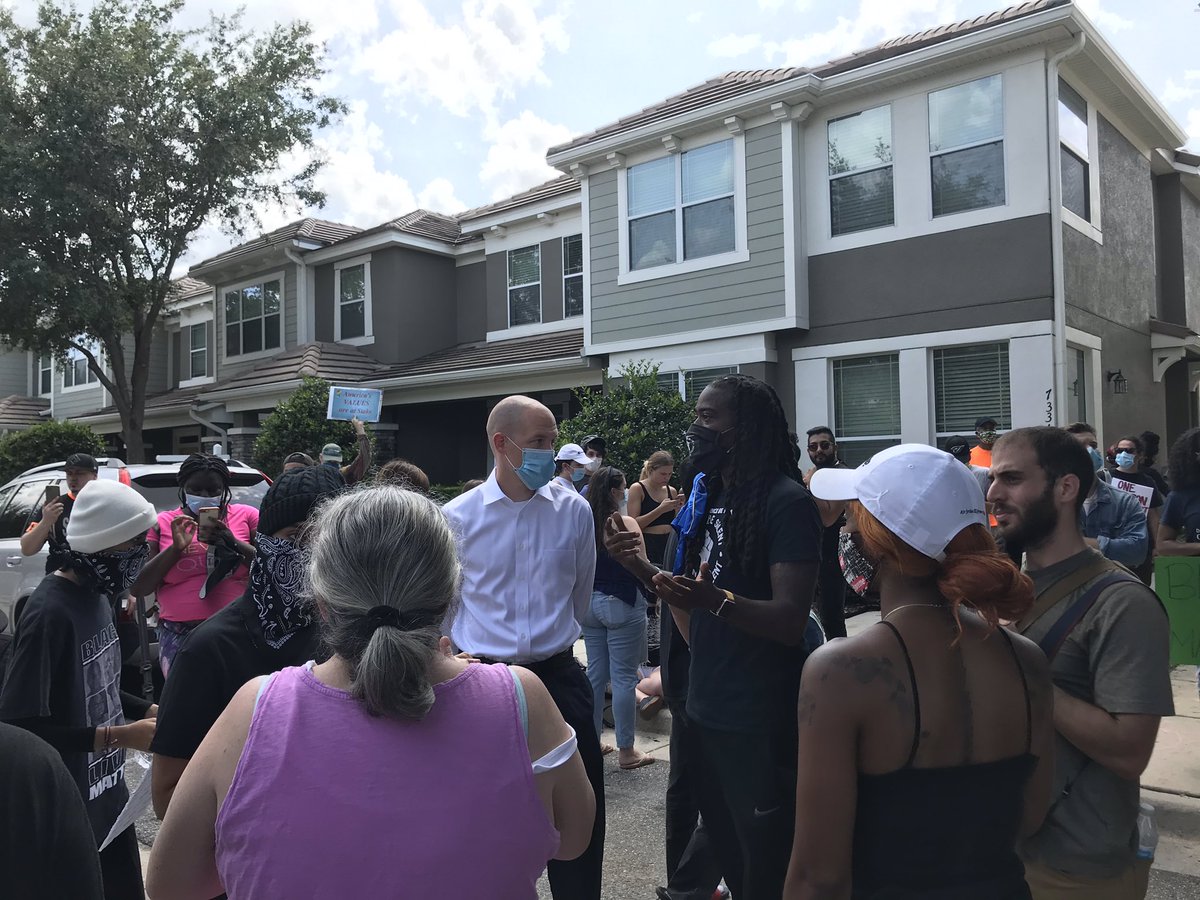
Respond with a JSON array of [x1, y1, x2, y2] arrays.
[[473, 646, 576, 670]]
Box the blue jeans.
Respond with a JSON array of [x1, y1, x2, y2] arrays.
[[581, 590, 647, 749]]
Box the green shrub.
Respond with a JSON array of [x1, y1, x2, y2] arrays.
[[0, 420, 106, 484], [560, 361, 692, 485], [253, 376, 376, 478]]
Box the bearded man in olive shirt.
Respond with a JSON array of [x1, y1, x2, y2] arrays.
[[989, 428, 1172, 899]]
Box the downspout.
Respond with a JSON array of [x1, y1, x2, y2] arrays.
[[189, 403, 228, 449], [1047, 32, 1086, 426], [284, 246, 308, 343]]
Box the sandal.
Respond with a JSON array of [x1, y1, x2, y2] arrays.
[[637, 695, 663, 719], [601, 742, 615, 756], [619, 751, 656, 770]]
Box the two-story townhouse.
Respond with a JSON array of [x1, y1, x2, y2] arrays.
[[547, 0, 1199, 464]]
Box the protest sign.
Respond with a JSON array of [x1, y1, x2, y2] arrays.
[[326, 386, 382, 423], [1154, 556, 1200, 665], [1112, 476, 1156, 511]]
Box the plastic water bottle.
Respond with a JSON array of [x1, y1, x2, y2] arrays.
[[1136, 802, 1158, 861]]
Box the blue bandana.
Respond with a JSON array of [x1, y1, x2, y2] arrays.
[[671, 473, 709, 575]]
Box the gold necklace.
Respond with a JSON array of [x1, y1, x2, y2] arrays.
[[882, 602, 948, 621]]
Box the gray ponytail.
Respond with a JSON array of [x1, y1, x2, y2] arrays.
[[306, 485, 461, 720]]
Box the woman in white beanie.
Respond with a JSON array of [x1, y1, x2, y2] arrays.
[[0, 478, 160, 900]]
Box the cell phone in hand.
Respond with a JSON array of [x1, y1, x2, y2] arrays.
[[43, 484, 60, 503], [197, 507, 220, 528]]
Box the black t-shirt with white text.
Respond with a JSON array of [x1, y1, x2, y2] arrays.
[[28, 493, 75, 574], [0, 574, 128, 842], [151, 590, 325, 760], [685, 473, 822, 733]]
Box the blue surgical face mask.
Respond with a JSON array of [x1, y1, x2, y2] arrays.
[[1115, 450, 1136, 470], [570, 466, 587, 483], [185, 494, 222, 515], [500, 435, 556, 491], [1088, 446, 1105, 472]]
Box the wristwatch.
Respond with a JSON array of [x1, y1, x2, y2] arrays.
[[713, 589, 736, 618]]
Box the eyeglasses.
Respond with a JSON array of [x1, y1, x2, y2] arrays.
[[808, 441, 833, 451]]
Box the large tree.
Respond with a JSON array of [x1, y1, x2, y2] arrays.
[[0, 0, 343, 460]]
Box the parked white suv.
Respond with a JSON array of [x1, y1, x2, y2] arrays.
[[0, 457, 270, 635]]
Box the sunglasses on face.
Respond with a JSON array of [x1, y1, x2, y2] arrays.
[[808, 441, 833, 451]]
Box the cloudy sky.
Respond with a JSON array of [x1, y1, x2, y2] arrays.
[[4, 0, 1199, 272]]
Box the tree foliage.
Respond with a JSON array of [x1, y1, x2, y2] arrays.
[[0, 0, 344, 460], [253, 376, 375, 477], [0, 419, 105, 483], [560, 361, 693, 485]]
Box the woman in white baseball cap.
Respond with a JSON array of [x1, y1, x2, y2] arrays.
[[783, 444, 1054, 900]]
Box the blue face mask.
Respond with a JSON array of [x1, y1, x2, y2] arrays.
[[501, 436, 556, 491], [570, 466, 587, 483], [185, 494, 222, 515], [1115, 450, 1136, 470], [1088, 446, 1105, 472]]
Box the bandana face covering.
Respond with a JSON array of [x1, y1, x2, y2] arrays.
[[838, 531, 876, 597], [250, 534, 312, 649], [68, 542, 151, 598]]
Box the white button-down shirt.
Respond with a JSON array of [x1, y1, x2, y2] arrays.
[[443, 470, 597, 662]]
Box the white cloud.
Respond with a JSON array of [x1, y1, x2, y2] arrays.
[[1186, 108, 1200, 152], [686, 11, 704, 24], [708, 33, 764, 59], [1073, 0, 1134, 35], [763, 0, 960, 67], [417, 177, 467, 214], [354, 0, 570, 124], [479, 110, 572, 201], [1164, 78, 1199, 106]]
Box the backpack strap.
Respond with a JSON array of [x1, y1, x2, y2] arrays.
[[1036, 572, 1142, 662], [1015, 554, 1113, 633]]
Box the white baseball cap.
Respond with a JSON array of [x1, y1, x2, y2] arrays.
[[809, 443, 987, 561], [554, 443, 590, 464]]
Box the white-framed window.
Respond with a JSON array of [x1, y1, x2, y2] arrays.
[[508, 244, 541, 327], [656, 366, 738, 402], [563, 234, 583, 319], [62, 341, 101, 390], [828, 105, 894, 236], [832, 354, 901, 466], [189, 323, 208, 379], [627, 138, 736, 272], [929, 74, 1005, 217], [1058, 78, 1091, 223], [335, 257, 373, 343], [932, 342, 1012, 443], [1066, 344, 1088, 425], [224, 276, 282, 358], [38, 354, 52, 396]]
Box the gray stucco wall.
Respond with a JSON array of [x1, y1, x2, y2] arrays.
[[803, 215, 1054, 346], [1154, 174, 1184, 325], [588, 124, 786, 345], [1064, 114, 1161, 444], [1183, 187, 1200, 328], [214, 265, 299, 380], [0, 348, 30, 397], [456, 261, 486, 343], [147, 325, 170, 394], [314, 264, 335, 342], [369, 248, 457, 364]]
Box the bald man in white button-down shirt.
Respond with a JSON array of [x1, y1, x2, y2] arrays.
[[443, 395, 603, 899]]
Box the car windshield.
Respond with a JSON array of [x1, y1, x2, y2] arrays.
[[131, 473, 269, 513]]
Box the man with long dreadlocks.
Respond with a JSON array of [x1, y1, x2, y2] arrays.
[[606, 373, 823, 900], [131, 454, 259, 676]]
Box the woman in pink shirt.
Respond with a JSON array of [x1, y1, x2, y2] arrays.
[[131, 455, 258, 676], [147, 486, 595, 900]]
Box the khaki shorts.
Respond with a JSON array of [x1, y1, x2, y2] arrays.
[[1024, 858, 1151, 900]]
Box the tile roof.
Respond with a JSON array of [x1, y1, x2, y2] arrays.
[[456, 175, 580, 222], [548, 0, 1068, 156], [209, 341, 387, 393], [0, 395, 50, 431], [189, 218, 362, 273], [346, 209, 480, 247], [376, 329, 585, 379], [169, 276, 212, 299]]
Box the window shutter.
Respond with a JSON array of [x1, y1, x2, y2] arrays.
[[834, 355, 901, 438], [933, 343, 1011, 433]]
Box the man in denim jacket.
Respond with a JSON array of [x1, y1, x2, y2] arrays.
[[1080, 477, 1149, 568]]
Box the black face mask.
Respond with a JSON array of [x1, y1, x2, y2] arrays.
[[685, 424, 731, 476]]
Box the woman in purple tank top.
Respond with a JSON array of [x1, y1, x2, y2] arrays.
[[147, 486, 595, 900]]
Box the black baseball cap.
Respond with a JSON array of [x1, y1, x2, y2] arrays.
[[944, 436, 972, 461], [580, 435, 606, 453], [975, 417, 998, 430], [64, 453, 99, 472]]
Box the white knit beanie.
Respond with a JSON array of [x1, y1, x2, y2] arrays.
[[66, 479, 157, 554]]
